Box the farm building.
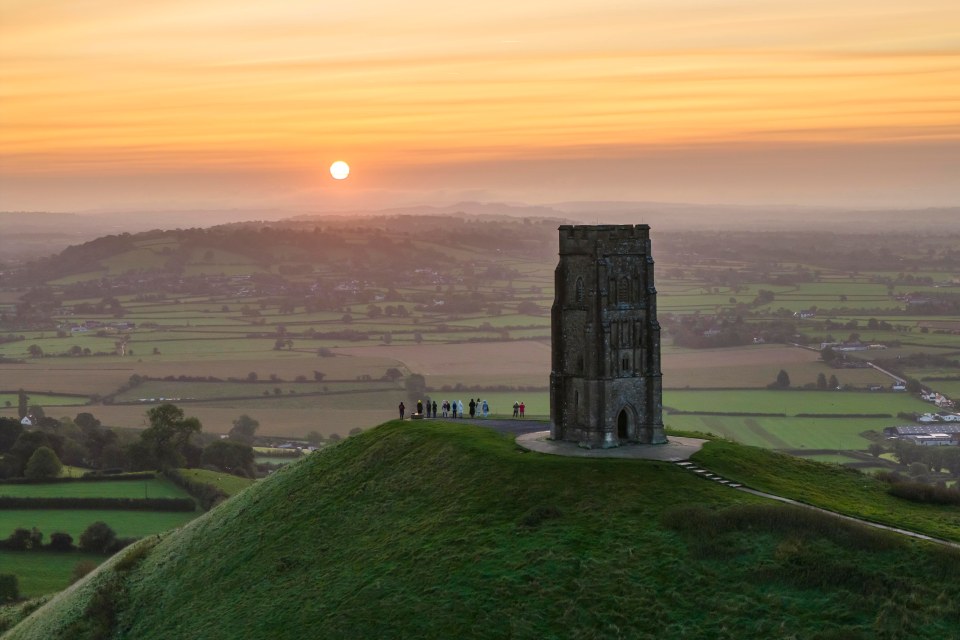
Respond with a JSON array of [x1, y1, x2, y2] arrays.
[[884, 424, 960, 446]]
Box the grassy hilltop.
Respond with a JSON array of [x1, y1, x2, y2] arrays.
[[6, 423, 960, 639]]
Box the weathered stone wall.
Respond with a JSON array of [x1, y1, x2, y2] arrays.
[[550, 224, 665, 447]]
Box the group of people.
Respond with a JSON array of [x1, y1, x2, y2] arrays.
[[398, 398, 528, 419], [398, 398, 492, 419]]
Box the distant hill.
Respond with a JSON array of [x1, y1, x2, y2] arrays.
[[5, 215, 565, 288], [7, 422, 960, 639], [7, 201, 957, 264]]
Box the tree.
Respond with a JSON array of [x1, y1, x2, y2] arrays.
[[246, 371, 258, 382], [4, 528, 39, 551], [25, 446, 62, 479], [140, 404, 202, 469], [382, 368, 403, 382], [305, 431, 323, 446], [75, 412, 102, 432], [313, 370, 325, 382], [828, 374, 840, 389], [820, 346, 836, 364], [816, 372, 827, 390], [27, 344, 43, 358], [772, 369, 791, 389], [228, 414, 259, 445], [27, 405, 45, 420], [517, 300, 540, 315], [17, 389, 28, 419], [867, 443, 884, 458], [0, 417, 24, 454], [9, 431, 58, 476], [48, 532, 75, 551], [78, 522, 116, 554], [202, 440, 255, 477], [0, 574, 18, 603]]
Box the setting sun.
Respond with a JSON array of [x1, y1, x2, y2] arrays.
[[330, 161, 350, 180]]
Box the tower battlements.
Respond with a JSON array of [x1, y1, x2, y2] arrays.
[[557, 224, 651, 255]]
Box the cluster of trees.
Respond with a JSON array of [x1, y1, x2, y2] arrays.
[[888, 440, 960, 478], [0, 521, 131, 555], [0, 406, 264, 481]]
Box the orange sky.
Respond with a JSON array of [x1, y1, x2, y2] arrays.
[[1, 0, 958, 211]]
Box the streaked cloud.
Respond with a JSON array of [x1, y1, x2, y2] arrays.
[[0, 0, 958, 209]]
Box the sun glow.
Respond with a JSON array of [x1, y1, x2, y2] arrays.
[[330, 161, 350, 180]]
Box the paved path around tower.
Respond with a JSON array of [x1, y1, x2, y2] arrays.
[[515, 430, 706, 460]]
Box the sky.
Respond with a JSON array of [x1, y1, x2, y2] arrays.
[[1, 0, 958, 212]]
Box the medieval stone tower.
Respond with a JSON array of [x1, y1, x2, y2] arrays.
[[550, 224, 666, 448]]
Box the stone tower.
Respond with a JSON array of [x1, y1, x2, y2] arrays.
[[550, 224, 666, 448]]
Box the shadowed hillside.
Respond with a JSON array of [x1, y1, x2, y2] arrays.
[[6, 423, 960, 639]]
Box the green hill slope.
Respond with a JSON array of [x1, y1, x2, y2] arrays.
[[7, 422, 960, 639]]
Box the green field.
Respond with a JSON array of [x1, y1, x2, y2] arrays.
[[666, 414, 895, 450], [0, 510, 196, 541], [0, 478, 190, 499], [0, 551, 106, 598], [663, 389, 930, 416], [0, 393, 88, 407]]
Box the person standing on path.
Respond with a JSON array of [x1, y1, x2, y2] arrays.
[[513, 401, 520, 418], [432, 400, 438, 418], [469, 398, 477, 418], [457, 399, 464, 418], [482, 399, 489, 417], [519, 401, 525, 418], [417, 399, 423, 416], [398, 402, 405, 420]]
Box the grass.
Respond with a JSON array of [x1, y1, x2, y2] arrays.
[[0, 551, 106, 598], [0, 478, 190, 500], [8, 421, 960, 639], [174, 468, 255, 496], [692, 439, 960, 542]]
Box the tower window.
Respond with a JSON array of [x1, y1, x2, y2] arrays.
[[618, 277, 629, 303], [575, 278, 584, 303], [622, 357, 629, 371]]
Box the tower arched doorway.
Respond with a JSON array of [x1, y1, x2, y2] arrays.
[[617, 408, 630, 440]]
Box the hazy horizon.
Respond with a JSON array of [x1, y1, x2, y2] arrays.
[[2, 1, 958, 212]]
